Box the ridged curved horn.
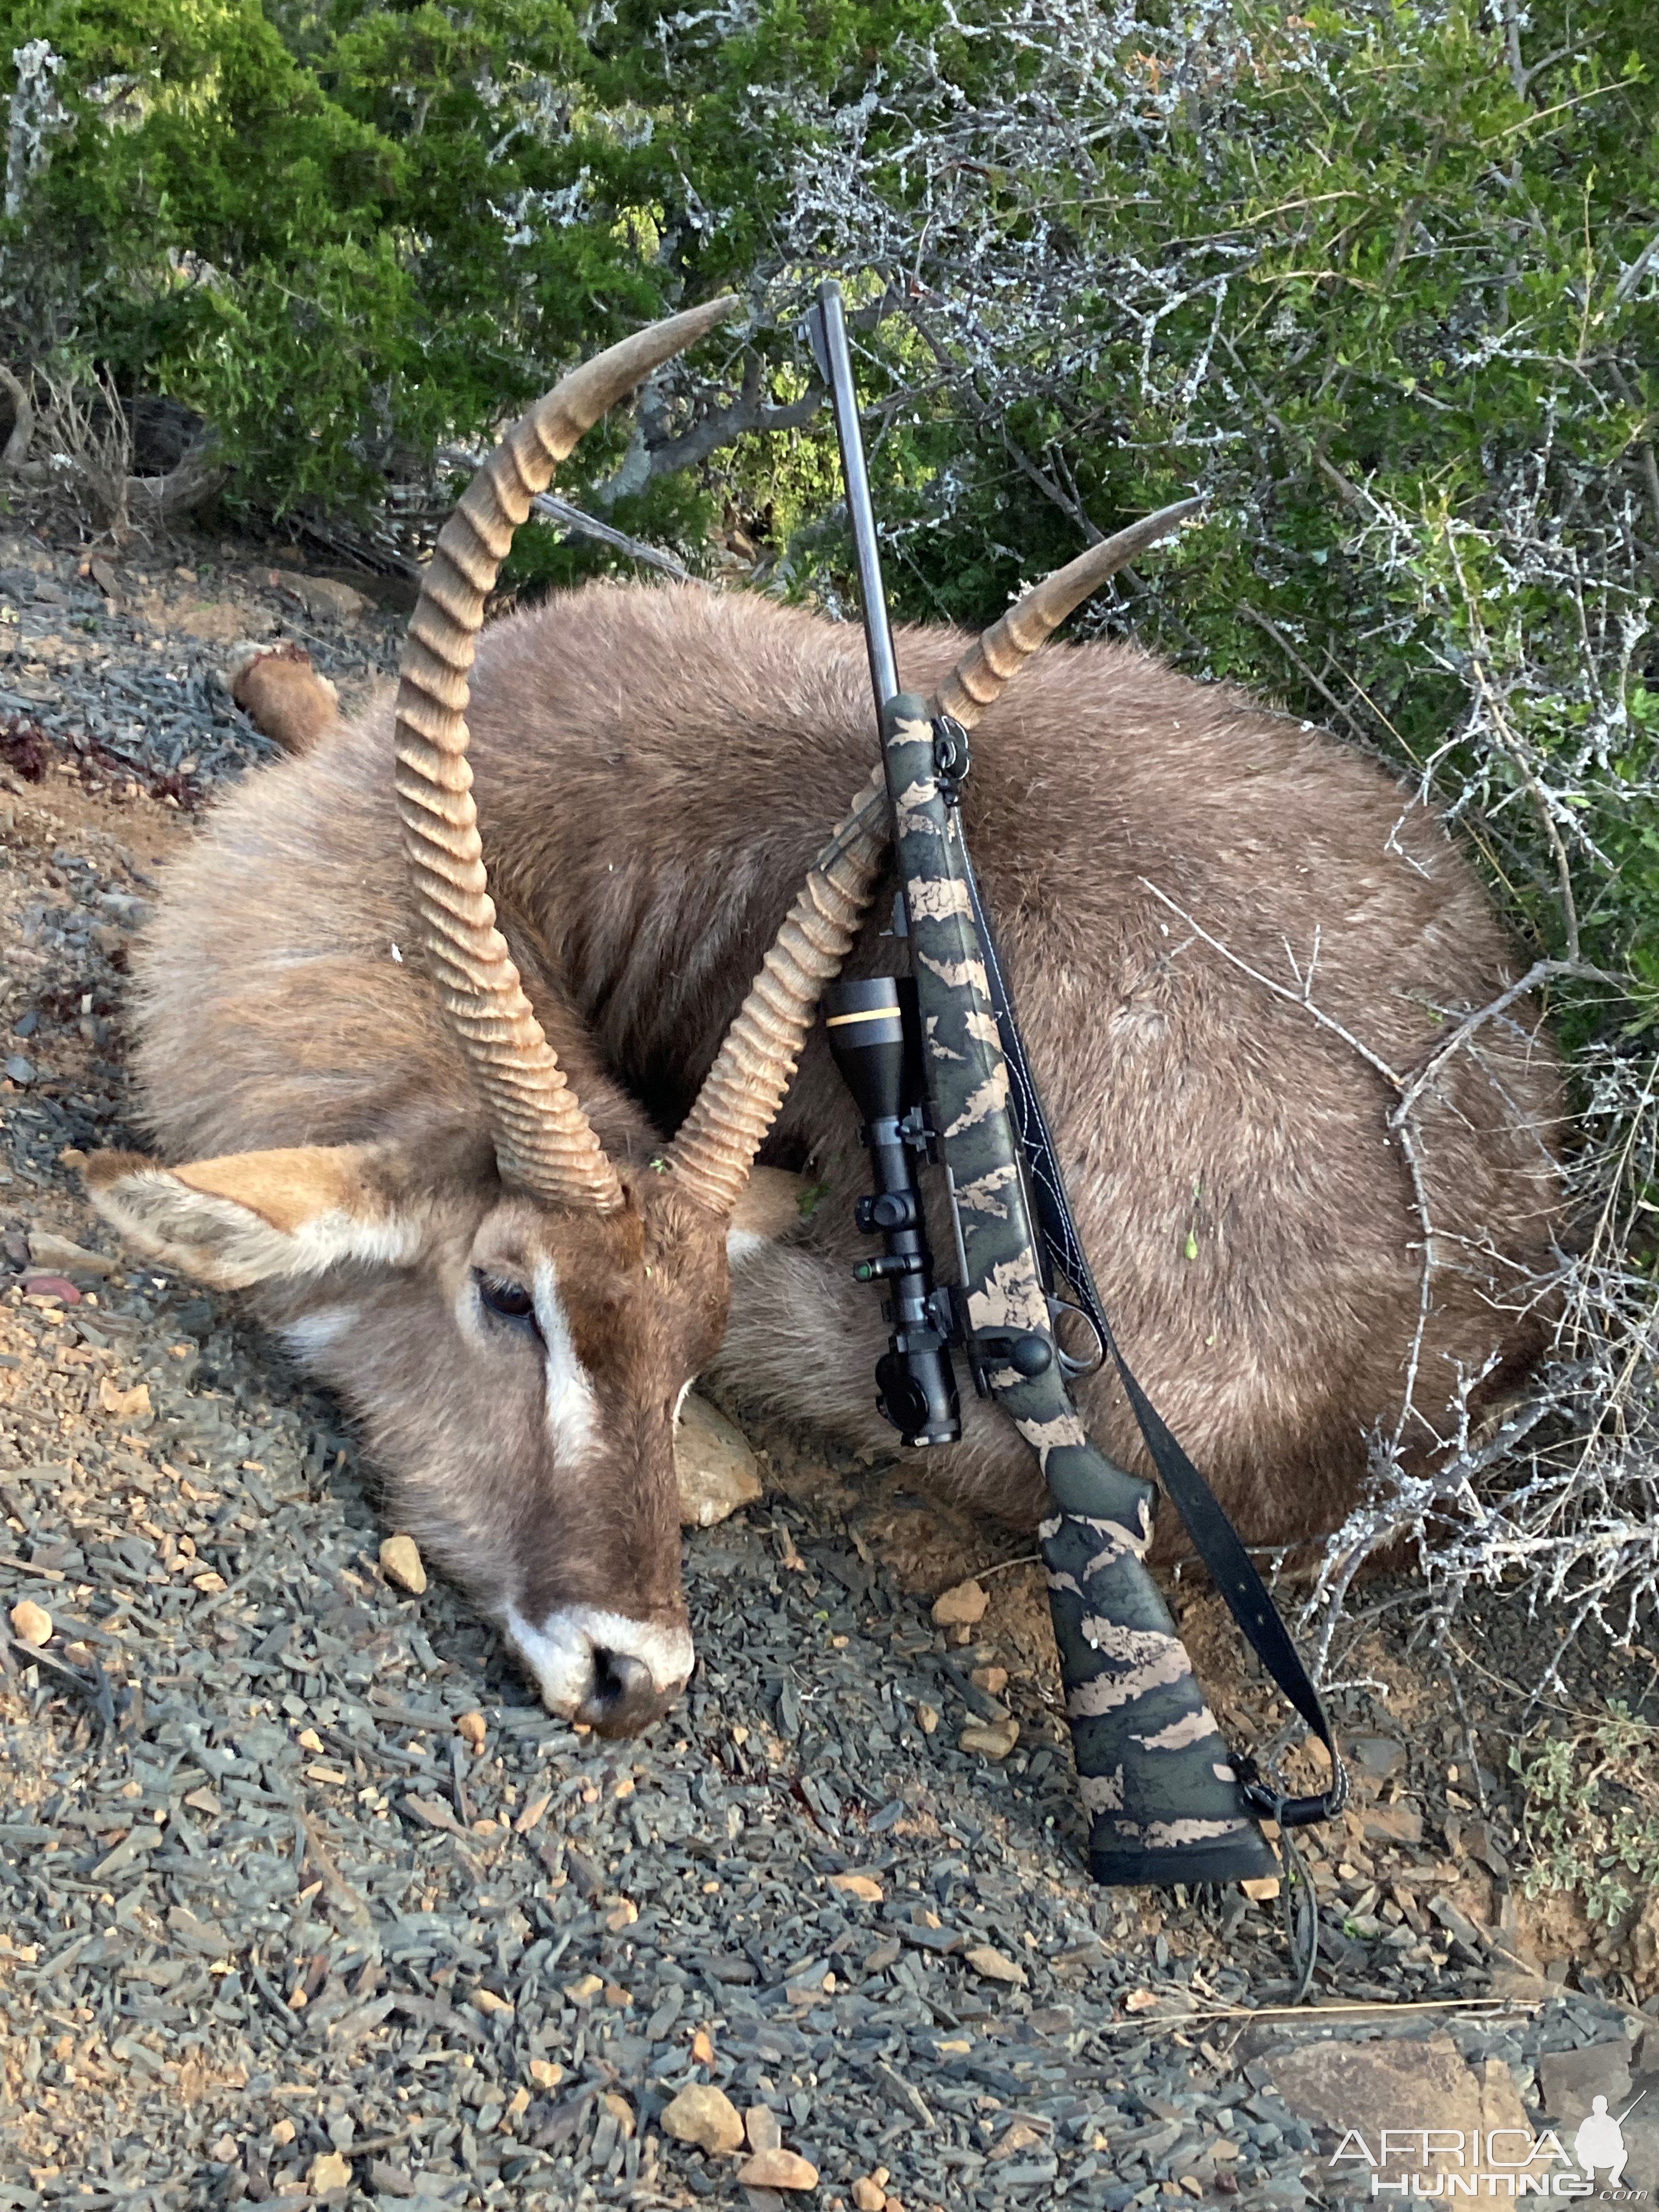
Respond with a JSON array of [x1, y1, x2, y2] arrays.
[[395, 297, 740, 1211], [667, 767, 890, 1216], [929, 496, 1204, 729]]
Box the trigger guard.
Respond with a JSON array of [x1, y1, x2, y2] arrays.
[[1048, 1294, 1105, 1378]]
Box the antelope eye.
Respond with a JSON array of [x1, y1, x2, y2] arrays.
[[477, 1273, 537, 1324]]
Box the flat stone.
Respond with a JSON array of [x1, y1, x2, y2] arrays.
[[828, 1873, 884, 1903], [930, 1578, 988, 1627], [662, 2081, 746, 2155], [9, 1599, 51, 1646], [1348, 1736, 1406, 1780], [736, 2149, 818, 2191], [964, 1943, 1026, 1986], [276, 573, 368, 622], [379, 1534, 427, 1595], [1360, 1802, 1423, 1845], [958, 1717, 1019, 1758], [1537, 2041, 1631, 2123], [176, 600, 253, 644], [676, 1393, 763, 1528], [1268, 2035, 1543, 2183], [1427, 1893, 1486, 1951], [26, 1231, 114, 1277], [745, 2106, 782, 2153]]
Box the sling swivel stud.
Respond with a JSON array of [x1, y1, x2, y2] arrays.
[[932, 714, 970, 799]]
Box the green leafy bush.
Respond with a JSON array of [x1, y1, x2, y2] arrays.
[[1513, 1702, 1659, 1926]]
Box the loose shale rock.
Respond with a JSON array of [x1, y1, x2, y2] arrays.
[[275, 572, 368, 623], [745, 2105, 783, 2152], [1268, 2034, 1542, 2183], [26, 1229, 114, 1276], [9, 1598, 51, 1645], [1536, 2040, 1631, 2120], [378, 1533, 427, 1593], [964, 1943, 1027, 1986], [737, 2147, 819, 2190], [930, 1577, 988, 1627], [675, 1391, 763, 1527], [959, 1716, 1019, 1759], [829, 1872, 884, 1903], [662, 2083, 746, 2154]]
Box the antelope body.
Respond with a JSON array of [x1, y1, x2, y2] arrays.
[[87, 305, 1564, 1735]]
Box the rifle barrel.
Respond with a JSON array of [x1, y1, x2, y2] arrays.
[[811, 281, 899, 716]]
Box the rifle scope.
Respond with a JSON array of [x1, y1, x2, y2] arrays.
[[824, 977, 961, 1448]]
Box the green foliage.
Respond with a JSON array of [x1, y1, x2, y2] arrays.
[[4, 0, 1656, 1014], [1511, 1702, 1659, 1926], [787, 0, 1659, 1002]]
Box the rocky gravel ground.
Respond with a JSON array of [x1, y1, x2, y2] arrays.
[[1, 499, 1656, 2210]]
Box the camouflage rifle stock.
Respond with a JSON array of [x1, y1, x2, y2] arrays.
[[808, 280, 1311, 1886], [874, 693, 1279, 1884]]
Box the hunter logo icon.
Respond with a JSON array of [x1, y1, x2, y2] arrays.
[[1575, 2093, 1647, 2193]]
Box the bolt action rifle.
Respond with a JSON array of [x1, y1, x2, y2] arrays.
[[805, 281, 1346, 1889]]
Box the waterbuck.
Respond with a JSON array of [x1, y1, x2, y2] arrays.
[[84, 300, 1564, 1736]]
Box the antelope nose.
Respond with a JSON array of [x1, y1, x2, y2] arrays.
[[577, 1650, 672, 1737], [504, 1603, 693, 1731]]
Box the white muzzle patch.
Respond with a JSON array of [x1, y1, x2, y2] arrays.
[[504, 1603, 694, 1718]]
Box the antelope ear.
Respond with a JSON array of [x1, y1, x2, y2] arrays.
[[82, 1146, 422, 1290], [726, 1166, 815, 1260]]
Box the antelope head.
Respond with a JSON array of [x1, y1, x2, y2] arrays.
[[84, 298, 1194, 1735]]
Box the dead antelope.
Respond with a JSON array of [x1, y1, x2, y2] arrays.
[[86, 298, 1564, 1736]]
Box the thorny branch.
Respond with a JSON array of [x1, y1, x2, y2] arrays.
[[1139, 876, 1444, 1483], [438, 448, 697, 582], [1137, 871, 1647, 1686]]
